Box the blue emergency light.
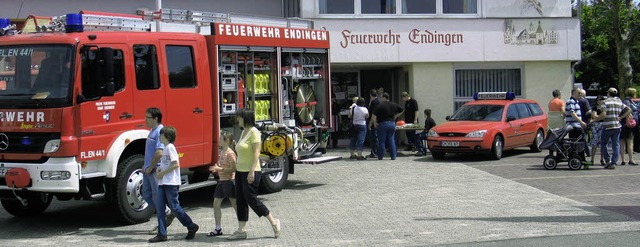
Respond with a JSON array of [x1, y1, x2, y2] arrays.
[[0, 18, 10, 29], [474, 92, 516, 100], [65, 13, 83, 33], [21, 136, 32, 146]]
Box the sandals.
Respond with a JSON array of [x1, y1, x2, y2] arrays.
[[207, 228, 223, 237]]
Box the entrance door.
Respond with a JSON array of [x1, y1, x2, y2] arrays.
[[361, 69, 393, 101], [159, 41, 204, 167]]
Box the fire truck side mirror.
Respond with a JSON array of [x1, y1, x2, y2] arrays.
[[79, 46, 115, 101]]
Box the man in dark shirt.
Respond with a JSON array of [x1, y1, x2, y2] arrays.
[[367, 89, 380, 158], [417, 109, 436, 156], [577, 88, 591, 157], [372, 93, 403, 160], [401, 92, 419, 151]]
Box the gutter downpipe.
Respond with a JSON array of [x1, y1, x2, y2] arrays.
[[156, 0, 162, 32]]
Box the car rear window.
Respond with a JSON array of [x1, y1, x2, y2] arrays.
[[527, 103, 544, 116]]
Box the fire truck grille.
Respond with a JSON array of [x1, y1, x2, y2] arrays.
[[0, 132, 61, 154]]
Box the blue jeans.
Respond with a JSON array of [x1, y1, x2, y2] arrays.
[[601, 127, 621, 165], [368, 126, 378, 155], [416, 132, 427, 153], [376, 121, 397, 160], [406, 130, 424, 152], [156, 185, 197, 237], [142, 173, 158, 211], [349, 124, 367, 151]]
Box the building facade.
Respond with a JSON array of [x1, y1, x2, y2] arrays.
[[301, 0, 580, 122], [0, 0, 581, 122]]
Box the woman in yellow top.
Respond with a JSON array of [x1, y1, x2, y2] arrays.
[[228, 109, 281, 240]]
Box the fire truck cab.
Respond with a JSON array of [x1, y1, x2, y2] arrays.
[[0, 10, 335, 223]]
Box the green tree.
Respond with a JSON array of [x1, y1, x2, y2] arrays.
[[576, 0, 640, 93]]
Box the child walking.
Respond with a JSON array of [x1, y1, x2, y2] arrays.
[[208, 132, 238, 236], [149, 126, 199, 243]]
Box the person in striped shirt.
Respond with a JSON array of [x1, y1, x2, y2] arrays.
[[592, 87, 632, 169], [565, 88, 587, 132], [565, 88, 588, 161]]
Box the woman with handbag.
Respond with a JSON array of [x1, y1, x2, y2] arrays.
[[348, 97, 369, 160], [620, 88, 638, 166]]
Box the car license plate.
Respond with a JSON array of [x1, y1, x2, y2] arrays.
[[441, 141, 459, 147]]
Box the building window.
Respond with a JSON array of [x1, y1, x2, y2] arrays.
[[443, 0, 477, 14], [165, 45, 196, 88], [361, 0, 396, 14], [453, 68, 522, 110], [319, 0, 354, 14], [402, 0, 436, 14]]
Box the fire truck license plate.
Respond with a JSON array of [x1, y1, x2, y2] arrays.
[[441, 141, 459, 147]]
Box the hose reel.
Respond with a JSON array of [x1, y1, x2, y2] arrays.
[[294, 83, 316, 125]]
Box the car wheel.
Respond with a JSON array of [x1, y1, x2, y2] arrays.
[[490, 135, 503, 160], [543, 154, 557, 170], [530, 129, 544, 152], [568, 154, 582, 170]]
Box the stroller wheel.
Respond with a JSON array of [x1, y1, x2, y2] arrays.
[[543, 155, 557, 170], [568, 154, 583, 170]]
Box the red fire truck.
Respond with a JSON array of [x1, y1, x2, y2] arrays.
[[0, 10, 337, 223]]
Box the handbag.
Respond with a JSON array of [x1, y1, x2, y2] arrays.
[[626, 114, 637, 128], [346, 107, 356, 137]]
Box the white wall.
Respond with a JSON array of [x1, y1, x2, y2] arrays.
[[523, 61, 573, 113], [315, 18, 580, 64], [410, 63, 455, 123], [409, 61, 573, 123], [0, 0, 283, 19]]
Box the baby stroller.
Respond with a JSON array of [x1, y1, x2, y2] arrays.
[[540, 124, 588, 170]]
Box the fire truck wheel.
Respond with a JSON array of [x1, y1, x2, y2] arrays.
[[259, 156, 290, 194], [112, 154, 154, 224], [1, 193, 52, 217]]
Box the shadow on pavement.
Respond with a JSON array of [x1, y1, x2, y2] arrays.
[[284, 179, 325, 191], [597, 206, 640, 221], [417, 214, 637, 223], [408, 149, 533, 163]]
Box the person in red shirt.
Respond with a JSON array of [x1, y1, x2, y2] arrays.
[[548, 89, 566, 114]]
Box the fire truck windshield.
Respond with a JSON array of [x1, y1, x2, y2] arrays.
[[0, 45, 73, 108]]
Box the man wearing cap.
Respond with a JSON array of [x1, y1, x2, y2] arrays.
[[593, 87, 632, 169]]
